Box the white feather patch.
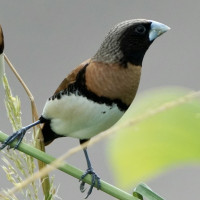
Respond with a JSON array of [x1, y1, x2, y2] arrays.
[[42, 93, 124, 139]]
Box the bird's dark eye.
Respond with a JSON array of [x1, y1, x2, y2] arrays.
[[135, 25, 146, 34]]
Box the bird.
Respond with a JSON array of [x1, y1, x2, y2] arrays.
[[0, 19, 170, 198]]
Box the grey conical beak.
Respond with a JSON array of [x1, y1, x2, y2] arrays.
[[149, 20, 170, 41]]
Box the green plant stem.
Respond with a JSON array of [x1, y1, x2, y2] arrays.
[[133, 183, 164, 200], [0, 131, 137, 200]]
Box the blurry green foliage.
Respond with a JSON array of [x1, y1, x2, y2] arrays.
[[107, 87, 200, 188]]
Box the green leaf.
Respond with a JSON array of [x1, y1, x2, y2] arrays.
[[107, 87, 200, 188]]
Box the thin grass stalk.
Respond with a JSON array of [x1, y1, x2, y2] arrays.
[[1, 75, 39, 200], [3, 54, 51, 199]]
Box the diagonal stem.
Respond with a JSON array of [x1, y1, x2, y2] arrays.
[[0, 131, 137, 200], [4, 54, 39, 122], [3, 54, 50, 198]]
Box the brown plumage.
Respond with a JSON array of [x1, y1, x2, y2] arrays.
[[86, 61, 141, 106], [54, 59, 141, 107], [54, 59, 90, 95]]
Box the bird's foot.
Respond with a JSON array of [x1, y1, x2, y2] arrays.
[[79, 167, 101, 198], [0, 128, 27, 150]]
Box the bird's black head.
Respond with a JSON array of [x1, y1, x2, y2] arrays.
[[119, 21, 153, 66], [93, 19, 170, 67]]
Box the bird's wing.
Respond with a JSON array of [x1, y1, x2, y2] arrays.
[[53, 58, 91, 95], [41, 58, 91, 144]]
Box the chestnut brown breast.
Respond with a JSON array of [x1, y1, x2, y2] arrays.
[[85, 61, 141, 106]]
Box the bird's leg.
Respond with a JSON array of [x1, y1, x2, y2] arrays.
[[79, 140, 101, 198], [0, 120, 42, 150]]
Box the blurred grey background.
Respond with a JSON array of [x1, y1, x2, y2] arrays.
[[0, 1, 200, 199]]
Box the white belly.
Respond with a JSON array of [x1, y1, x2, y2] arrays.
[[42, 93, 124, 139]]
